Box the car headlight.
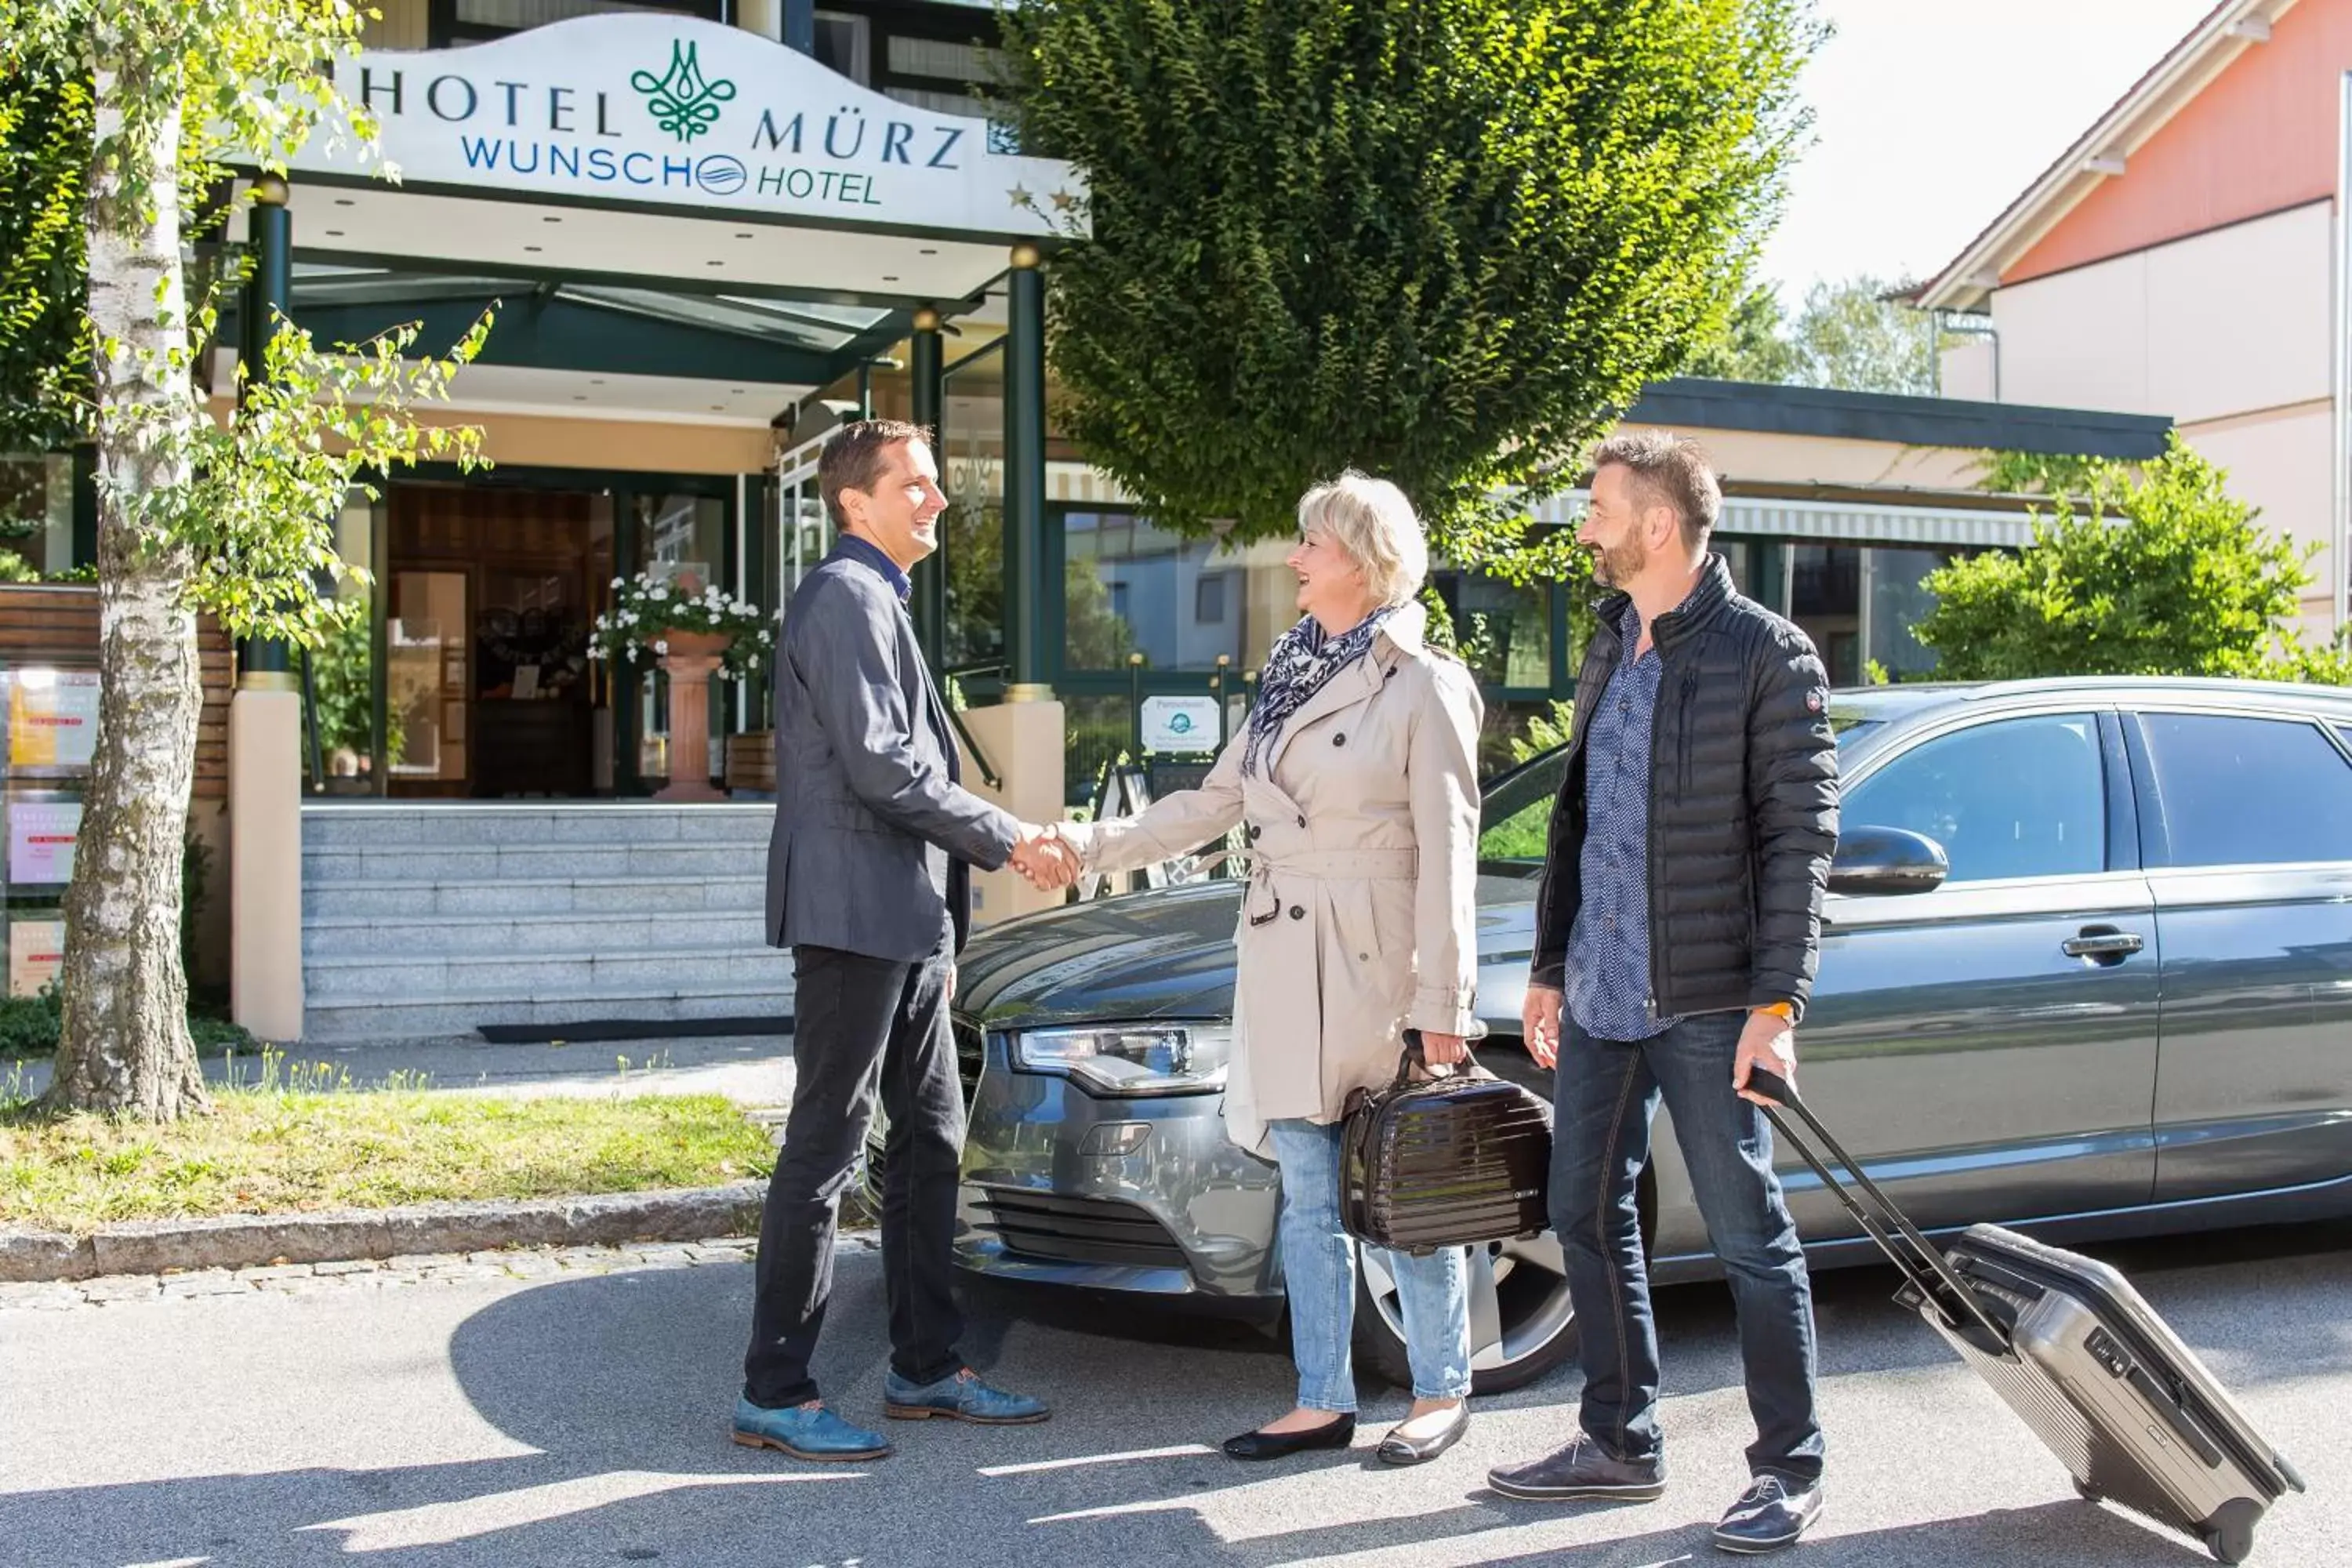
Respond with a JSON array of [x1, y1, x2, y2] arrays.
[[1010, 1022, 1232, 1097]]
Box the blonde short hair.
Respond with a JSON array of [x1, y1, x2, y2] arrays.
[[1296, 471, 1428, 608]]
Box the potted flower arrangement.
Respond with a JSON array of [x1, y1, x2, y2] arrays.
[[589, 569, 777, 801]]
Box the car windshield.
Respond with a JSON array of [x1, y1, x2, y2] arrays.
[[1475, 716, 1883, 870]]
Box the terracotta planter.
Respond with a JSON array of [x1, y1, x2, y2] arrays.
[[654, 629, 734, 802]]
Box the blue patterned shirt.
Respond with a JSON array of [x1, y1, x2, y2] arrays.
[[1566, 604, 1677, 1041]]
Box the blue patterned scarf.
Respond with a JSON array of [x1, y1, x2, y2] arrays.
[[1242, 606, 1395, 778]]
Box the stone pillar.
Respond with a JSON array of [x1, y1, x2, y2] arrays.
[[957, 698, 1066, 927], [909, 307, 948, 666], [1004, 245, 1048, 692], [653, 640, 728, 803], [229, 172, 305, 1041], [230, 670, 305, 1041]]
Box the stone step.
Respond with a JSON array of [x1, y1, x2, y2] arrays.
[[301, 909, 771, 956], [300, 977, 798, 1046], [303, 944, 797, 1000], [302, 840, 761, 884], [303, 874, 767, 920], [300, 802, 775, 851]]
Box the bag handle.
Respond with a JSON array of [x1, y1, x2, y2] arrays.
[[1392, 1027, 1475, 1088], [1745, 1069, 2009, 1352]]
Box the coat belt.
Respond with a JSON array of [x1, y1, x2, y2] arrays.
[[1245, 848, 1418, 924], [1257, 848, 1419, 879]]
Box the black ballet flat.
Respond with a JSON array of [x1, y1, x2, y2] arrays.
[[1376, 1403, 1469, 1466], [1221, 1413, 1356, 1461]]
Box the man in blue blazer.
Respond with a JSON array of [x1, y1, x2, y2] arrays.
[[735, 419, 1069, 1461]]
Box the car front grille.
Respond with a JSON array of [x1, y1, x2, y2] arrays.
[[950, 1014, 985, 1102], [973, 1189, 1190, 1270]]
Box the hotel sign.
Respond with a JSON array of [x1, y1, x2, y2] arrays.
[[293, 14, 1085, 238]]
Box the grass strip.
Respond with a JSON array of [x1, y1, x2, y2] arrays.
[[1, 1069, 775, 1237]]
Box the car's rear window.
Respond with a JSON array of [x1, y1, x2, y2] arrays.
[[2142, 713, 2352, 867]]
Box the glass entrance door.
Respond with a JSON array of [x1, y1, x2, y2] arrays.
[[775, 434, 829, 609]]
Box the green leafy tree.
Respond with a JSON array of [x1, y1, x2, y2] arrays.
[[1915, 437, 2343, 683], [4, 0, 492, 1119], [1684, 280, 1805, 384], [1687, 272, 1946, 394], [0, 49, 91, 452], [1784, 274, 1938, 395], [998, 0, 1820, 577]]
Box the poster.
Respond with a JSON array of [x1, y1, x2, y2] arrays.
[[8, 915, 63, 997], [1139, 695, 1221, 753], [8, 670, 100, 770], [8, 800, 82, 886]]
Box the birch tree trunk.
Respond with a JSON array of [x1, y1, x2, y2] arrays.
[[45, 19, 207, 1119]]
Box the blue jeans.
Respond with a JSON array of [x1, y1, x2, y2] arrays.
[[1552, 1011, 1824, 1483], [1269, 1118, 1474, 1410]]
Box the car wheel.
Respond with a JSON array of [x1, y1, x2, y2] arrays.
[[1352, 1229, 1579, 1396]]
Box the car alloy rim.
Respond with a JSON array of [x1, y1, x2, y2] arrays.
[[1358, 1231, 1575, 1372]]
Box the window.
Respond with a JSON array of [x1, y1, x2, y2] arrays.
[[1477, 750, 1567, 867], [1194, 572, 1229, 626], [2140, 713, 2352, 867], [437, 0, 720, 45], [814, 11, 870, 83], [1842, 714, 2106, 883], [1474, 701, 1890, 868]]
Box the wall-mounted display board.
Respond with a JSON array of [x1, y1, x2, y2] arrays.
[[0, 666, 92, 996]]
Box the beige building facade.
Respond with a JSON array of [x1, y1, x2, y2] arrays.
[[1922, 0, 2351, 636]]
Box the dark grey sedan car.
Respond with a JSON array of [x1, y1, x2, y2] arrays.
[[932, 677, 2352, 1393]]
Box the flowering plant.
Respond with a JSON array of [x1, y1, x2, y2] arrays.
[[587, 570, 777, 676]]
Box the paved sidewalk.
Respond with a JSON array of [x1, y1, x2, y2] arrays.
[[0, 1233, 817, 1311], [6, 1031, 797, 1108]]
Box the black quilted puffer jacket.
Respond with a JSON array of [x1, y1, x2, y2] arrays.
[[1530, 554, 1841, 1023]]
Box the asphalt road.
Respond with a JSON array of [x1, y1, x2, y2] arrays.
[[3, 1219, 2346, 1568]]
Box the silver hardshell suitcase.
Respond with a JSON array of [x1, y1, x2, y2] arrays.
[[1749, 1071, 2307, 1564]]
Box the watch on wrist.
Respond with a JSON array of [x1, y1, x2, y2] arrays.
[[1751, 1000, 1794, 1022]]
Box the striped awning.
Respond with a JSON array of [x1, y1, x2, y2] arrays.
[[1522, 492, 2039, 549], [1044, 464, 2041, 550]]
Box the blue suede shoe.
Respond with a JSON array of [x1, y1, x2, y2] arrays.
[[731, 1397, 893, 1461], [882, 1367, 1051, 1425]]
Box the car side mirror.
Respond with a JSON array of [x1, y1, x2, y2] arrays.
[[1827, 825, 1948, 897]]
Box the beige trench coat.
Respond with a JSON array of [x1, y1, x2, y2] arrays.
[[1060, 602, 1484, 1153]]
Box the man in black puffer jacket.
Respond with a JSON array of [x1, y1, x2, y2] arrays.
[[1488, 430, 1840, 1556]]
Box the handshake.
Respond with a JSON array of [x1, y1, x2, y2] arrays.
[[1010, 822, 1080, 891]]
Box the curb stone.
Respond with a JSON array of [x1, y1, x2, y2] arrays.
[[0, 1181, 768, 1283]]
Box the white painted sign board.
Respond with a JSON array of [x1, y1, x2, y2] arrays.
[[291, 15, 1087, 241], [1140, 695, 1221, 753]]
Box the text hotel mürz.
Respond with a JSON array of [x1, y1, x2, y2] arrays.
[[356, 67, 967, 208]]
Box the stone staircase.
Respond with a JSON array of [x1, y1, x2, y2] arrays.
[[299, 802, 792, 1045]]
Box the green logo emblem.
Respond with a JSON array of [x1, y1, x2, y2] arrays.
[[631, 42, 736, 143]]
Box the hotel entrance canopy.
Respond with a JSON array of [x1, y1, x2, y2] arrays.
[[285, 13, 1083, 310], [259, 12, 1083, 682]]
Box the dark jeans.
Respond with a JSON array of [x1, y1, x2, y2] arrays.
[[1552, 1010, 1825, 1484], [742, 938, 966, 1408]]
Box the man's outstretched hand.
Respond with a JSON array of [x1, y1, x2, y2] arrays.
[[1010, 824, 1080, 891]]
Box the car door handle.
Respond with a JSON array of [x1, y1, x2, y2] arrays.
[[2063, 927, 2145, 962]]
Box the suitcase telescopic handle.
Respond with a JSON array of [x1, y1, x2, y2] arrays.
[[1744, 1069, 2010, 1352]]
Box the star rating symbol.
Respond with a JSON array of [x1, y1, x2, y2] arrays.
[[1049, 187, 1078, 213], [1007, 183, 1033, 209]]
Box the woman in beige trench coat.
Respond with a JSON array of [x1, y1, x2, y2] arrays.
[[1053, 473, 1486, 1468]]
